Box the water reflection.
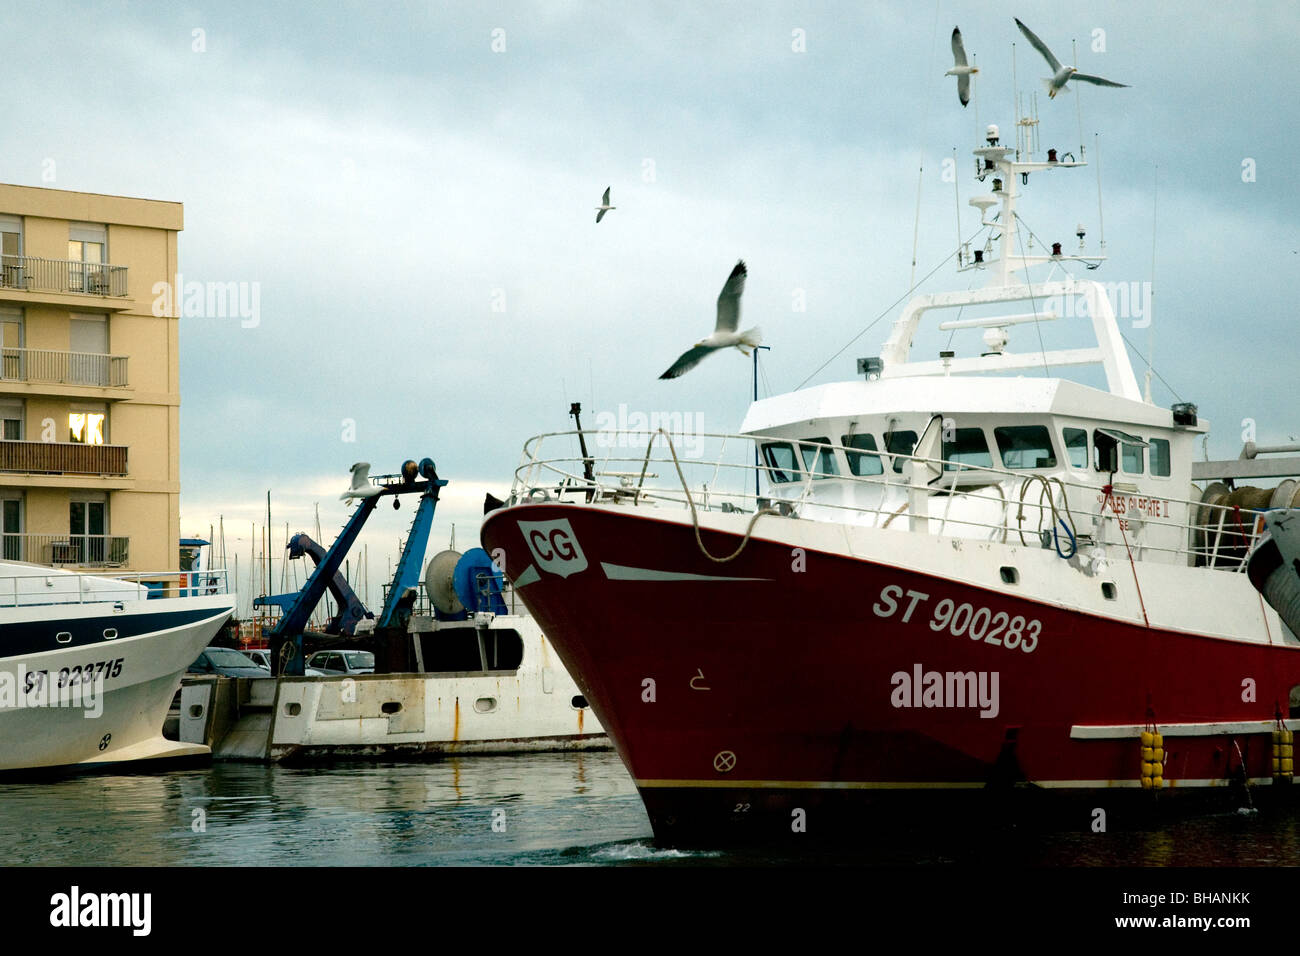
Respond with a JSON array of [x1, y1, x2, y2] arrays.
[[6, 758, 1300, 866], [0, 752, 650, 866]]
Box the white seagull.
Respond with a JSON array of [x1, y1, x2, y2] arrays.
[[659, 260, 762, 380], [1015, 18, 1128, 99], [340, 462, 382, 501], [595, 186, 615, 223], [945, 27, 977, 107]]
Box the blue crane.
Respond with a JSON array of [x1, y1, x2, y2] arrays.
[[266, 457, 443, 675]]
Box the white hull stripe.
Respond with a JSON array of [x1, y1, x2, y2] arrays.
[[601, 563, 770, 583], [1071, 719, 1300, 739]]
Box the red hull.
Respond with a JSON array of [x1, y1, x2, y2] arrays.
[[483, 503, 1300, 842]]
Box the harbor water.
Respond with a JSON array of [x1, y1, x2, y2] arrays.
[[5, 751, 1300, 867]]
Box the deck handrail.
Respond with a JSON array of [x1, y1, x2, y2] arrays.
[[0, 567, 232, 607], [511, 430, 1275, 572]]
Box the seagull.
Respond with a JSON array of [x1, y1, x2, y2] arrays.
[[340, 462, 382, 500], [1014, 18, 1128, 99], [659, 260, 762, 380], [945, 27, 977, 107], [595, 186, 615, 223]]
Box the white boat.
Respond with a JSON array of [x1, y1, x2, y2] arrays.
[[0, 562, 237, 771]]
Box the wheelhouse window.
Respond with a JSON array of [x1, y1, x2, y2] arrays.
[[841, 433, 883, 476], [1122, 441, 1144, 475], [885, 430, 918, 473], [1093, 427, 1147, 475], [761, 442, 799, 483], [942, 427, 993, 472], [994, 425, 1057, 470], [1149, 437, 1171, 477], [797, 437, 838, 478], [1063, 428, 1088, 469]]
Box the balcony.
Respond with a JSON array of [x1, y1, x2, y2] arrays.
[[0, 532, 129, 567], [0, 440, 127, 477], [0, 348, 128, 388], [0, 255, 128, 298]]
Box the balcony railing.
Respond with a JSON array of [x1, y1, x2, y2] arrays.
[[0, 255, 129, 297], [0, 440, 127, 476], [0, 347, 128, 388], [0, 532, 129, 567]]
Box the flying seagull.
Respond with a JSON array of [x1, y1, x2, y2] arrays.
[[945, 27, 977, 107], [595, 186, 615, 223], [340, 462, 382, 501], [1014, 18, 1128, 99], [659, 260, 762, 380]]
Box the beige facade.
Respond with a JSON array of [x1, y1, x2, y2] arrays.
[[0, 183, 182, 573]]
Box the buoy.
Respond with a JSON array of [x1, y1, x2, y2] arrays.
[[1273, 726, 1294, 782], [1142, 726, 1164, 790]]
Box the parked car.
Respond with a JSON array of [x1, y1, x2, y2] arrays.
[[243, 649, 272, 670], [305, 650, 375, 676], [187, 647, 269, 678]]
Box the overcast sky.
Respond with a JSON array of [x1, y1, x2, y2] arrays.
[[2, 1, 1295, 613]]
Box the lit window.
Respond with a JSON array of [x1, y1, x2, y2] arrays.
[[69, 412, 105, 445]]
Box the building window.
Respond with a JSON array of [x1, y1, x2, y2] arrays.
[[1063, 428, 1088, 469], [69, 315, 109, 384], [0, 214, 20, 289], [69, 406, 106, 444], [68, 223, 107, 293], [1, 495, 22, 561], [0, 308, 22, 380], [70, 498, 107, 564], [994, 425, 1057, 470], [0, 399, 22, 440], [1149, 438, 1171, 477], [841, 433, 884, 476]]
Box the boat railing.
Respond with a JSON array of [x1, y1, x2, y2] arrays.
[[513, 430, 1268, 571], [0, 567, 233, 608]]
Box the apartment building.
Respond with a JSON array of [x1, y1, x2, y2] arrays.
[[0, 183, 181, 574]]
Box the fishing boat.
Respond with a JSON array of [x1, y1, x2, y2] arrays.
[[481, 90, 1300, 843], [176, 460, 606, 760], [0, 562, 236, 772]]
